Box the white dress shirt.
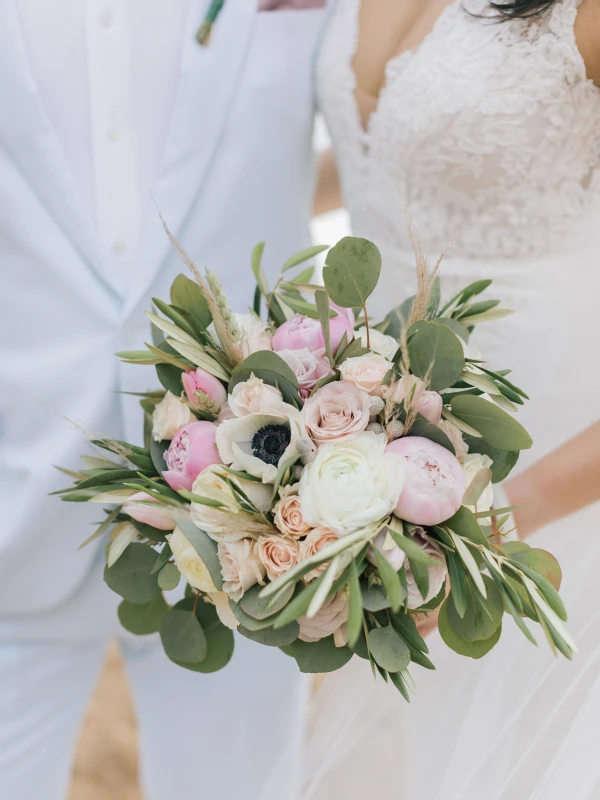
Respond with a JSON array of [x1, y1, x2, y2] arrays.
[[16, 0, 190, 287]]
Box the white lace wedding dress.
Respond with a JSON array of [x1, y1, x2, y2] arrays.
[[299, 1, 600, 798]]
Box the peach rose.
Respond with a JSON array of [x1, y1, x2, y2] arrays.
[[339, 353, 392, 396], [273, 492, 311, 538], [299, 526, 339, 582], [302, 381, 370, 445], [217, 538, 266, 601], [256, 534, 300, 582], [298, 590, 349, 646]]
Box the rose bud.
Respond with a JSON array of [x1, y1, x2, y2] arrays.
[[386, 436, 464, 526], [122, 492, 176, 531], [163, 421, 221, 492], [182, 368, 227, 410], [272, 311, 353, 356]]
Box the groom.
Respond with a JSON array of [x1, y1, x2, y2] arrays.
[[0, 1, 332, 798]]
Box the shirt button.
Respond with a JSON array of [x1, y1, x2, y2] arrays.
[[99, 8, 114, 28], [106, 128, 121, 143], [112, 239, 129, 257]]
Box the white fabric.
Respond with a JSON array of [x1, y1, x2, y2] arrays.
[[310, 1, 600, 798], [16, 0, 189, 289]]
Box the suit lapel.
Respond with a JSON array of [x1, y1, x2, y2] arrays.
[[0, 2, 120, 301], [124, 0, 258, 318]]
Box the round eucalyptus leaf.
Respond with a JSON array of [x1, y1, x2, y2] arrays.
[[407, 320, 465, 391], [509, 548, 562, 591], [177, 598, 235, 673], [439, 598, 502, 658], [170, 273, 212, 329], [361, 583, 391, 612], [239, 582, 296, 621], [158, 563, 181, 592], [367, 626, 411, 672], [322, 237, 382, 308], [238, 622, 299, 647], [349, 628, 370, 660], [230, 600, 279, 632], [104, 542, 161, 604], [229, 351, 300, 407], [156, 363, 185, 396], [446, 576, 503, 642], [406, 414, 455, 454], [159, 608, 207, 665], [450, 395, 533, 451], [281, 636, 354, 673], [118, 594, 168, 635]]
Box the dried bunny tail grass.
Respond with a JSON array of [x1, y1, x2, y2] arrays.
[[158, 213, 244, 366], [406, 224, 446, 329], [205, 268, 243, 340]]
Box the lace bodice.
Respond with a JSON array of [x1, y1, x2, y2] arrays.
[[317, 0, 600, 259]]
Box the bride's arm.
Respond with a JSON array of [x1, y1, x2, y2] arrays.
[[313, 148, 343, 216], [503, 420, 600, 539]]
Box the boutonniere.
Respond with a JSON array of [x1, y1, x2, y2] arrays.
[[197, 0, 226, 45]]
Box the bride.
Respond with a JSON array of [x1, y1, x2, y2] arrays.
[[303, 0, 600, 797]]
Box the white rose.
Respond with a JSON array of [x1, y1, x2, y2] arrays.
[[358, 328, 398, 361], [298, 590, 349, 646], [216, 406, 307, 483], [168, 526, 217, 593], [190, 464, 273, 541], [241, 319, 273, 357], [208, 591, 239, 630], [340, 353, 392, 396], [463, 453, 494, 512], [152, 392, 195, 441], [228, 374, 284, 418], [299, 432, 406, 536], [217, 538, 266, 601]]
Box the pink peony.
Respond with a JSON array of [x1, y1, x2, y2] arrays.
[[122, 492, 176, 531], [182, 368, 227, 410], [272, 312, 353, 356], [277, 348, 333, 399], [385, 436, 464, 526], [302, 381, 370, 445], [163, 421, 221, 492]]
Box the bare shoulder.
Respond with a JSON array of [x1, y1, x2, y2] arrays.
[[574, 0, 600, 86]]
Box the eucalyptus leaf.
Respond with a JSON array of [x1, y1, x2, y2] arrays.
[[439, 599, 502, 658], [238, 622, 299, 647], [367, 626, 411, 672], [405, 414, 456, 454], [451, 395, 532, 450], [118, 594, 168, 635], [389, 610, 429, 654], [281, 635, 353, 673], [104, 542, 161, 604], [372, 547, 404, 612], [361, 583, 391, 612], [229, 350, 301, 407], [158, 562, 181, 592], [160, 607, 207, 664], [462, 434, 519, 483], [407, 320, 465, 391], [446, 575, 503, 642], [150, 438, 169, 475], [322, 237, 382, 308], [170, 274, 212, 329], [239, 582, 296, 621], [156, 363, 186, 396]]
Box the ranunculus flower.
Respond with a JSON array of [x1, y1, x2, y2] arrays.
[[256, 534, 300, 582], [272, 312, 353, 356], [405, 527, 447, 609], [182, 368, 227, 411], [437, 419, 469, 463], [299, 432, 406, 536], [152, 391, 195, 442], [277, 348, 333, 399], [190, 464, 273, 542], [215, 406, 306, 483], [217, 538, 266, 601], [386, 436, 464, 526], [168, 526, 217, 593], [388, 375, 443, 424], [122, 492, 176, 531], [228, 374, 284, 418], [463, 453, 494, 512], [208, 591, 239, 630], [273, 490, 312, 538], [163, 421, 221, 491], [339, 353, 392, 396], [366, 528, 406, 571], [358, 328, 398, 360], [299, 526, 339, 582], [302, 381, 370, 445], [298, 590, 349, 646]]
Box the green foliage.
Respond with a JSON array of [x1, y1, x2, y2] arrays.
[[160, 606, 208, 665], [346, 562, 363, 647], [170, 274, 212, 329], [445, 506, 489, 547], [175, 518, 223, 591], [372, 547, 405, 612], [438, 598, 502, 658], [104, 542, 161, 604], [322, 237, 382, 308], [361, 582, 391, 612], [315, 288, 335, 367], [282, 244, 329, 273], [367, 626, 411, 672], [407, 320, 465, 391], [446, 576, 503, 642], [150, 438, 169, 474], [118, 594, 168, 635], [405, 413, 456, 453], [156, 363, 186, 396], [281, 636, 353, 673], [462, 434, 519, 483], [238, 622, 299, 647], [450, 395, 533, 451], [158, 563, 181, 591], [239, 582, 295, 621], [229, 351, 301, 407]]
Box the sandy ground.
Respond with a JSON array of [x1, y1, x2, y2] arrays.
[[68, 644, 141, 800]]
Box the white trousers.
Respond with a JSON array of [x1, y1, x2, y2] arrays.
[[0, 554, 308, 800]]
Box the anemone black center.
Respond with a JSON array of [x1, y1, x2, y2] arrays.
[[251, 423, 291, 466]]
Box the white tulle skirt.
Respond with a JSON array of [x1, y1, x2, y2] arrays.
[[294, 243, 600, 800]]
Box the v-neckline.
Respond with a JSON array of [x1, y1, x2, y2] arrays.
[[350, 0, 460, 141]]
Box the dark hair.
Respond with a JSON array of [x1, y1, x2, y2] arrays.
[[489, 0, 558, 18]]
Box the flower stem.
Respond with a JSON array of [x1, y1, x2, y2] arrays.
[[197, 0, 226, 46], [362, 302, 371, 349]]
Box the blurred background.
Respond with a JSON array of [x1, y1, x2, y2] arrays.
[[69, 119, 349, 800]]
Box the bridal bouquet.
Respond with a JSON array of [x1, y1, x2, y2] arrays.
[[58, 233, 574, 696]]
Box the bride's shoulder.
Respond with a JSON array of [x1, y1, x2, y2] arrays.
[[573, 0, 600, 86]]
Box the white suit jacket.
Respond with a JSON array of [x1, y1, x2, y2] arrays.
[[0, 0, 334, 615]]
